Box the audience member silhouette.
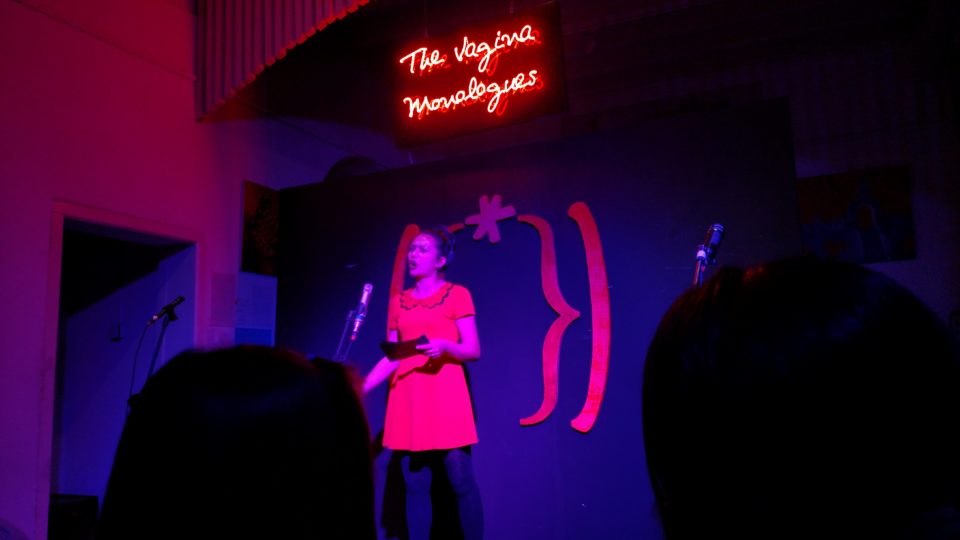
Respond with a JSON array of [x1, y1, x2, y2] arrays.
[[643, 257, 960, 539], [98, 346, 376, 540]]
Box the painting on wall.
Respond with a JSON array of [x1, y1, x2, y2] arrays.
[[241, 180, 279, 276], [797, 166, 916, 263]]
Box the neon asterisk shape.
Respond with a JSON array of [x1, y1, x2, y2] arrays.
[[465, 194, 517, 243]]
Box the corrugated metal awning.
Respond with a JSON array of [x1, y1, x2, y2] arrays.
[[196, 0, 370, 120]]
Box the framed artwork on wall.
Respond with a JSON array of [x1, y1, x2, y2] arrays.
[[241, 180, 279, 276], [797, 166, 916, 263]]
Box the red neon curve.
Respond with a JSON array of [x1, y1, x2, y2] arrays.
[[387, 225, 420, 337], [568, 202, 611, 433], [517, 215, 581, 426]]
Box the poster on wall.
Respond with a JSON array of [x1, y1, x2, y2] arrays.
[[797, 166, 916, 263], [393, 2, 567, 146], [241, 180, 279, 276]]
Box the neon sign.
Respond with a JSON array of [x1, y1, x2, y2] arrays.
[[402, 71, 541, 118], [399, 47, 447, 75], [394, 3, 566, 146], [398, 25, 544, 118], [387, 194, 611, 433], [454, 24, 539, 74]]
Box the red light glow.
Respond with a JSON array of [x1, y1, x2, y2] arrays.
[[453, 24, 539, 75], [398, 47, 448, 75], [393, 3, 565, 146], [399, 24, 539, 77], [402, 70, 541, 119]]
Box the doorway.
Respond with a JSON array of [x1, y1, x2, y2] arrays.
[[47, 213, 196, 539]]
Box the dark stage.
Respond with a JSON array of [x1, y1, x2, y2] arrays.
[[278, 101, 798, 538], [3, 1, 959, 539]]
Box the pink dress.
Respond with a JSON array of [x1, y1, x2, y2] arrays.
[[383, 283, 479, 451]]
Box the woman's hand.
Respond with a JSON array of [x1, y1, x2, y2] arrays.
[[416, 339, 451, 359], [413, 317, 481, 363]]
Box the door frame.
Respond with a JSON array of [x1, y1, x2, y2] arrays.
[[37, 200, 202, 539]]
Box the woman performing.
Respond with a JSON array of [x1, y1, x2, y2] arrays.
[[363, 226, 484, 540]]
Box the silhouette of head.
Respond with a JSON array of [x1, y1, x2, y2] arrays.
[[644, 257, 960, 539], [98, 346, 376, 539]]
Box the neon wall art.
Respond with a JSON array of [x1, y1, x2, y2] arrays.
[[387, 195, 610, 433], [394, 3, 567, 147]]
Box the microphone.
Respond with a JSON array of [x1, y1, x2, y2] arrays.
[[148, 296, 185, 326], [697, 224, 725, 265], [349, 284, 373, 341]]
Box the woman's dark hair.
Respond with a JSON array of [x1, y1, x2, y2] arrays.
[[98, 346, 376, 540], [419, 225, 455, 271], [643, 257, 960, 539]]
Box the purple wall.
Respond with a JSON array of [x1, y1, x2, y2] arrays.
[[0, 2, 367, 537], [2, 1, 957, 538], [277, 101, 798, 539], [54, 245, 196, 507]]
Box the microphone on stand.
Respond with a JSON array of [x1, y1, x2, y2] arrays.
[[693, 224, 725, 288], [697, 224, 725, 265], [349, 284, 373, 341], [148, 296, 185, 326]]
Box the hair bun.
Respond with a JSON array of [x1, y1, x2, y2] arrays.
[[421, 225, 455, 269]]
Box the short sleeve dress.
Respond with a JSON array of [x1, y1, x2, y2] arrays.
[[383, 282, 479, 451]]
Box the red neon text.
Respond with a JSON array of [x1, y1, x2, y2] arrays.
[[399, 47, 448, 75], [402, 69, 541, 119], [399, 24, 540, 77], [454, 24, 538, 75]]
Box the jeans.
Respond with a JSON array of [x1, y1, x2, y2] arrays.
[[399, 447, 483, 540]]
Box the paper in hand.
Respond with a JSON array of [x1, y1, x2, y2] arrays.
[[380, 335, 429, 360]]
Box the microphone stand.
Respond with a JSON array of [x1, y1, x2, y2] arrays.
[[128, 304, 180, 415], [333, 308, 358, 363], [144, 309, 179, 381], [693, 224, 724, 288], [693, 244, 711, 288], [332, 284, 372, 364]]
